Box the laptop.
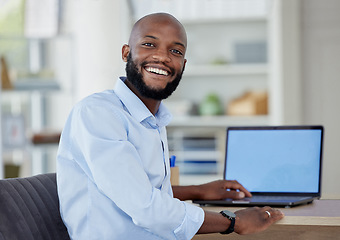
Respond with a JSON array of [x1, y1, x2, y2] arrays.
[[193, 125, 324, 208]]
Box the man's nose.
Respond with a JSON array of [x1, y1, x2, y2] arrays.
[[152, 49, 171, 63]]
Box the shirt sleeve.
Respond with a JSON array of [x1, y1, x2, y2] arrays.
[[68, 100, 204, 239]]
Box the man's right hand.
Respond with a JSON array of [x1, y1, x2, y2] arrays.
[[234, 206, 284, 235]]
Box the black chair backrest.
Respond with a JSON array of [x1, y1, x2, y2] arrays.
[[0, 173, 70, 240]]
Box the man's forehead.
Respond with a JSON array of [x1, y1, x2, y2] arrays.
[[137, 13, 179, 28], [129, 13, 187, 46]]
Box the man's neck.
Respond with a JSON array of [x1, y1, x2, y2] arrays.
[[124, 79, 161, 115]]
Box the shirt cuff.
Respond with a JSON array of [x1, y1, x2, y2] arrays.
[[174, 202, 204, 240]]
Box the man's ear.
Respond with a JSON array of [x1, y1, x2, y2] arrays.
[[122, 44, 130, 62], [182, 59, 187, 72]]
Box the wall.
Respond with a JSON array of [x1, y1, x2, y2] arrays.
[[48, 0, 131, 131], [301, 0, 340, 199], [269, 0, 302, 125], [63, 0, 130, 102]]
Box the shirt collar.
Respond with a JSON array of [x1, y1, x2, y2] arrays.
[[114, 77, 172, 128]]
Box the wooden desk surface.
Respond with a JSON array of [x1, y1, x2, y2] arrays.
[[194, 200, 340, 240]]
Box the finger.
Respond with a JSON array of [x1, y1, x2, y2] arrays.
[[230, 181, 252, 197], [262, 207, 284, 221], [262, 206, 272, 211], [264, 210, 271, 218], [270, 209, 285, 221], [223, 190, 246, 199], [225, 180, 252, 197]]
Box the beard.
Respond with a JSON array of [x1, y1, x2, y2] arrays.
[[125, 53, 183, 100]]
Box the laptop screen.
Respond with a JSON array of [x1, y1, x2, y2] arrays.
[[224, 126, 323, 193]]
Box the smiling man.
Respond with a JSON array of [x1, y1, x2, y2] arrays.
[[57, 13, 283, 240]]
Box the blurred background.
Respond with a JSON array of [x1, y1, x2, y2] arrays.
[[0, 0, 339, 199]]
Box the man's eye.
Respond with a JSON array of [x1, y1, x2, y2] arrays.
[[171, 49, 183, 55], [142, 43, 154, 47]]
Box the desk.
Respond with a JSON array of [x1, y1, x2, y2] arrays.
[[193, 200, 340, 240]]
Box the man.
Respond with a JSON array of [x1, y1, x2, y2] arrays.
[[57, 13, 284, 239]]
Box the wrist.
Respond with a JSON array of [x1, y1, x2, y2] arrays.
[[233, 215, 241, 233], [190, 185, 203, 199], [219, 210, 236, 234]]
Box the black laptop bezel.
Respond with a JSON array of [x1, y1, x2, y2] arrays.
[[224, 125, 324, 198]]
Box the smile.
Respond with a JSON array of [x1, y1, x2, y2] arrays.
[[145, 67, 169, 76]]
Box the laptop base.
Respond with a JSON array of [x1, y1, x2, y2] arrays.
[[193, 196, 317, 208]]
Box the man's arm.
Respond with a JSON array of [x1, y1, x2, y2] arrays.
[[172, 180, 284, 235], [172, 180, 252, 201], [198, 207, 284, 235]]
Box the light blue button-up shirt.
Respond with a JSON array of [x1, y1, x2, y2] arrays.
[[57, 77, 204, 240]]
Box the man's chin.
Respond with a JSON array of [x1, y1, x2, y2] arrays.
[[145, 84, 168, 92]]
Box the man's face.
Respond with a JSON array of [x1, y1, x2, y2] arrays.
[[123, 14, 187, 100]]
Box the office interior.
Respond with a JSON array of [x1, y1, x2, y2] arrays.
[[0, 0, 339, 200]]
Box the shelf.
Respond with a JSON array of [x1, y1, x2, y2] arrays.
[[168, 115, 270, 128], [179, 174, 222, 186], [181, 16, 268, 25], [0, 34, 73, 41], [1, 35, 74, 177], [170, 151, 221, 160], [184, 64, 268, 77], [11, 80, 60, 91]]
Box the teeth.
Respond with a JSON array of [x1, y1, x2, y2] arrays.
[[146, 67, 168, 76]]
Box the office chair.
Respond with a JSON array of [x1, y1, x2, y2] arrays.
[[0, 173, 70, 240]]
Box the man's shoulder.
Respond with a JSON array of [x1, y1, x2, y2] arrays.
[[79, 90, 121, 107], [69, 90, 126, 117]]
